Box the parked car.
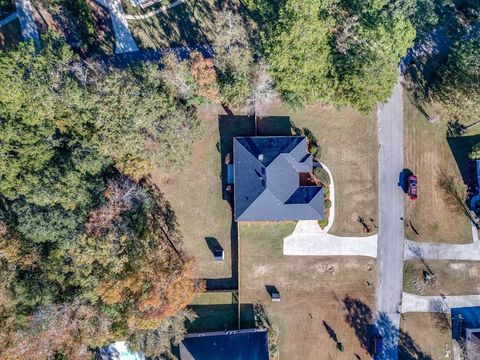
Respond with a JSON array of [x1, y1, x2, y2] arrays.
[[408, 174, 418, 200]]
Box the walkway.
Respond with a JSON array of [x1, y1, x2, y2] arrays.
[[15, 0, 40, 49], [0, 12, 18, 27], [375, 78, 405, 360], [95, 0, 138, 54], [402, 292, 480, 313]]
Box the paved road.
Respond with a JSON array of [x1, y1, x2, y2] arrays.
[[15, 0, 40, 49], [95, 0, 138, 54], [375, 79, 405, 359]]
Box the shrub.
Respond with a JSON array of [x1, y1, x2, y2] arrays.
[[323, 187, 330, 197], [308, 144, 317, 155], [313, 167, 330, 185], [319, 219, 328, 229], [325, 199, 332, 209], [469, 143, 480, 160]]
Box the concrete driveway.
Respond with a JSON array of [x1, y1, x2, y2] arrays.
[[95, 0, 139, 54], [405, 238, 480, 261], [402, 292, 480, 313], [283, 221, 377, 257], [15, 0, 40, 49]]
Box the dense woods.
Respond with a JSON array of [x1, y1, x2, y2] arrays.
[[0, 34, 206, 358]]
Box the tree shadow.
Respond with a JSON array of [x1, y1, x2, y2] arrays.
[[447, 135, 480, 194], [343, 296, 433, 359], [187, 303, 238, 332], [218, 114, 256, 203]]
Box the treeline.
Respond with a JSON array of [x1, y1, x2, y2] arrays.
[[0, 34, 208, 359]]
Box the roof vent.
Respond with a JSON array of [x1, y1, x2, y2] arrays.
[[258, 154, 264, 161]]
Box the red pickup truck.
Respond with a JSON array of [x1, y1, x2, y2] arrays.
[[408, 175, 418, 200]]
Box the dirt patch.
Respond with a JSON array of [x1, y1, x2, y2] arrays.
[[239, 222, 376, 359], [401, 313, 452, 359], [404, 260, 480, 295], [404, 95, 475, 244]]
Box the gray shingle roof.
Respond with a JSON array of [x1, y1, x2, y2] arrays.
[[180, 329, 269, 360], [233, 136, 324, 221]]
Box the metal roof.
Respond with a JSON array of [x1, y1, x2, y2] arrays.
[[233, 136, 324, 221]]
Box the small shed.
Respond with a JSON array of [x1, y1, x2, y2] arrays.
[[271, 290, 281, 302], [214, 248, 224, 262]]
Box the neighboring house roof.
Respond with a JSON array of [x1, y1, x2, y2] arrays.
[[233, 136, 324, 221], [179, 329, 269, 360], [451, 306, 480, 341]]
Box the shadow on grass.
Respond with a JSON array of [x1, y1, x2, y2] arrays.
[[447, 135, 480, 194], [256, 116, 293, 136], [187, 304, 238, 333], [343, 296, 432, 359]]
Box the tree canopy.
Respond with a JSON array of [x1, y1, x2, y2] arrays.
[[0, 35, 202, 359], [247, 0, 416, 111]]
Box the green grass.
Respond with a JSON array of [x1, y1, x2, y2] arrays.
[[404, 95, 475, 243]]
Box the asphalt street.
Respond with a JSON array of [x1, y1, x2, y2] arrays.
[[375, 79, 405, 359]]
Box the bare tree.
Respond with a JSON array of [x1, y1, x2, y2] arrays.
[[436, 168, 478, 228], [254, 302, 279, 360], [251, 62, 277, 116], [85, 176, 146, 236], [428, 298, 451, 333]]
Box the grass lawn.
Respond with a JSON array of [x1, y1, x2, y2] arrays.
[[125, 0, 242, 49], [404, 260, 480, 296], [239, 222, 377, 359], [151, 105, 255, 289], [262, 104, 379, 236], [404, 95, 477, 244], [187, 291, 238, 333], [400, 313, 452, 359], [0, 18, 21, 50]]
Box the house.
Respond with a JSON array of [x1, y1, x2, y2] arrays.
[[233, 136, 324, 221], [97, 341, 144, 360], [451, 306, 480, 358], [179, 329, 269, 360]]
